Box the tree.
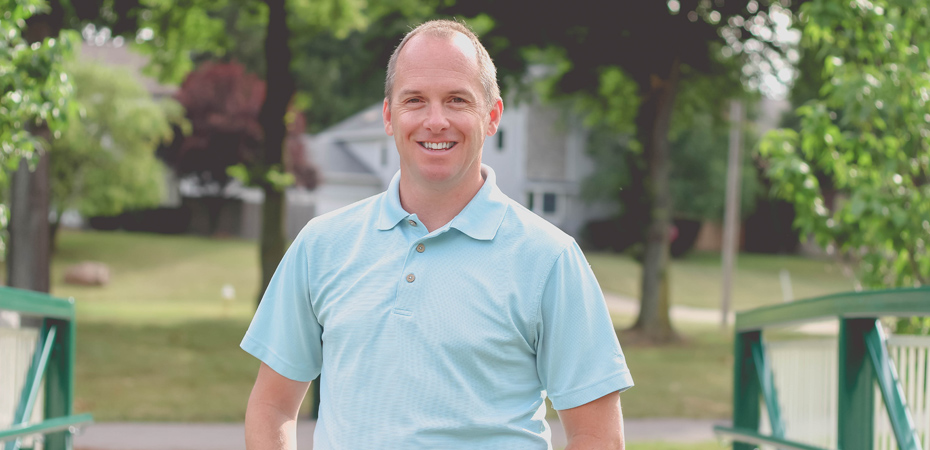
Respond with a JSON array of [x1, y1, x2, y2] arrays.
[[3, 0, 364, 302], [49, 60, 186, 247], [448, 0, 801, 342], [160, 60, 316, 235], [582, 67, 762, 255], [1, 0, 77, 291], [760, 1, 929, 298]]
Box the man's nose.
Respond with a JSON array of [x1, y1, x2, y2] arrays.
[[423, 103, 449, 132]]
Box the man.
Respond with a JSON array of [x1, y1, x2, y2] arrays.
[[242, 20, 633, 449]]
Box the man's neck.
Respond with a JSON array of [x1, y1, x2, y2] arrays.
[[398, 172, 485, 232]]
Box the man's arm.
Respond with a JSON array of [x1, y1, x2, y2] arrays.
[[558, 391, 624, 450], [245, 363, 312, 450]]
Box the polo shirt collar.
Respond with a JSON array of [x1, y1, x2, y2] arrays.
[[376, 165, 509, 241]]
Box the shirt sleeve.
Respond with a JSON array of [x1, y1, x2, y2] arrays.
[[240, 230, 323, 382], [535, 241, 634, 410]]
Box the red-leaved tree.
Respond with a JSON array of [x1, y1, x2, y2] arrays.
[[160, 60, 317, 234]]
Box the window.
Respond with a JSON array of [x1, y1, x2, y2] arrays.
[[526, 192, 534, 211], [496, 129, 505, 151], [542, 193, 557, 214]]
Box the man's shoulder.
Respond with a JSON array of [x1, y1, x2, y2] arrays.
[[298, 192, 383, 238], [497, 196, 575, 254]]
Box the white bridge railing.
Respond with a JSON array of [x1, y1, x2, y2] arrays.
[[0, 325, 45, 449], [759, 333, 930, 450], [876, 335, 930, 450]]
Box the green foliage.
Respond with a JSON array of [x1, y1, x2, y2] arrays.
[[118, 0, 369, 85], [894, 316, 930, 336], [226, 163, 295, 192], [578, 67, 642, 138], [0, 0, 78, 257], [760, 0, 930, 290], [282, 1, 441, 132], [667, 70, 761, 221], [580, 67, 760, 222], [289, 0, 368, 38], [128, 0, 233, 84], [49, 61, 185, 219]]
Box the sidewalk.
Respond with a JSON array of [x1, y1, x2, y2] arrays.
[[602, 292, 838, 335], [73, 418, 727, 450]]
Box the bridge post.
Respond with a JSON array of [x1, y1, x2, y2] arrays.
[[732, 330, 761, 450], [838, 318, 876, 450]]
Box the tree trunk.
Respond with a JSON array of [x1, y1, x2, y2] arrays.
[[202, 195, 226, 235], [629, 58, 681, 343], [49, 205, 63, 254], [259, 187, 287, 304], [256, 0, 296, 305], [8, 155, 51, 293], [8, 12, 62, 292]]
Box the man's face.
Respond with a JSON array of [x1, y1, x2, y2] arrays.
[[383, 33, 502, 193]]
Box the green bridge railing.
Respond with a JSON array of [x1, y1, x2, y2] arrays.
[[0, 286, 93, 450], [715, 287, 930, 450]]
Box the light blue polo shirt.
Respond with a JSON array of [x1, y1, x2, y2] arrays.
[[241, 165, 633, 449]]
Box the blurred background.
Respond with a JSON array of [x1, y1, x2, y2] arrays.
[[1, 0, 928, 449]]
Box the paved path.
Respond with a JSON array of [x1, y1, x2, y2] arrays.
[[73, 418, 728, 450], [602, 292, 838, 335]]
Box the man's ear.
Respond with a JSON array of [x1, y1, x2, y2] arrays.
[[486, 98, 504, 137], [382, 98, 394, 136]]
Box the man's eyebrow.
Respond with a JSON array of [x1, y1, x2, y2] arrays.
[[396, 89, 475, 98], [447, 90, 475, 98]]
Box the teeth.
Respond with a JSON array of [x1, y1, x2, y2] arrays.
[[421, 142, 454, 150]]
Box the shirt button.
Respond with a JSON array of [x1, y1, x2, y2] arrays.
[[416, 243, 425, 253], [408, 220, 417, 227], [406, 273, 416, 283]]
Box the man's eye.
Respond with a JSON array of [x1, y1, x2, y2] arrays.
[[406, 98, 422, 103], [451, 97, 466, 103]]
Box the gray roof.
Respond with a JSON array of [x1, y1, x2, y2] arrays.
[[328, 103, 384, 133], [328, 141, 376, 175]]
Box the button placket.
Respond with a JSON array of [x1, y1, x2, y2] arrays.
[[393, 221, 429, 316]]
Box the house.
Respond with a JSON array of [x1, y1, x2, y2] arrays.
[[76, 40, 607, 241], [306, 99, 609, 241]]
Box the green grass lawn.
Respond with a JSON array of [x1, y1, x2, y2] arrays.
[[614, 319, 733, 419], [51, 230, 260, 324], [2, 230, 843, 422], [587, 250, 856, 312], [46, 230, 267, 421]]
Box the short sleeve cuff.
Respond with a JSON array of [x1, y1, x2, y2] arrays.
[[548, 371, 634, 411], [240, 334, 319, 382]]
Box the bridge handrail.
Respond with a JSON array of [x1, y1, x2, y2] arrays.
[[0, 414, 93, 443], [735, 286, 930, 331], [0, 287, 75, 320], [714, 425, 835, 450]]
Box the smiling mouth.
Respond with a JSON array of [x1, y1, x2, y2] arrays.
[[419, 141, 457, 151]]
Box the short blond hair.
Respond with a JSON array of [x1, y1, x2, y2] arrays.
[[384, 20, 500, 110]]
